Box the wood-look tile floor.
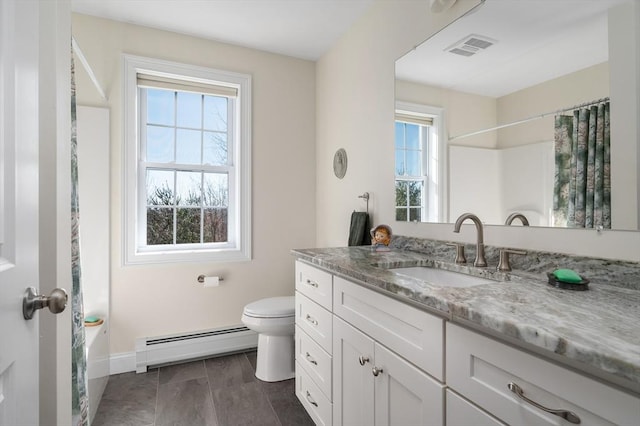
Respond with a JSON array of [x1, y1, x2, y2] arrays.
[[93, 350, 314, 426]]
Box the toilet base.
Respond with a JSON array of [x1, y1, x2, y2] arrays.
[[255, 333, 295, 382]]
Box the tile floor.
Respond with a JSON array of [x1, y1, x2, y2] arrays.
[[93, 350, 314, 426]]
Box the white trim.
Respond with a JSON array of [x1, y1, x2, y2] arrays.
[[122, 54, 252, 265], [109, 352, 137, 375], [395, 101, 447, 223]]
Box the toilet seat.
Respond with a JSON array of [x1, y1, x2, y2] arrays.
[[242, 296, 294, 318]]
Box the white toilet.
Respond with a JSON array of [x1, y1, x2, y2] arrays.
[[241, 296, 295, 382]]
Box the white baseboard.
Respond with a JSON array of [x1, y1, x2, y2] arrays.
[[109, 352, 136, 375]]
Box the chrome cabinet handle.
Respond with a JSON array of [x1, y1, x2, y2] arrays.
[[508, 382, 581, 424], [305, 390, 318, 407], [305, 278, 319, 288], [372, 366, 383, 377], [358, 355, 370, 366], [305, 314, 318, 326], [305, 352, 318, 365]]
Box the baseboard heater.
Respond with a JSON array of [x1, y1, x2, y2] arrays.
[[135, 325, 258, 373]]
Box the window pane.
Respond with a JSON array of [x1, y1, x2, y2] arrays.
[[408, 181, 423, 206], [146, 89, 174, 126], [395, 181, 407, 207], [176, 171, 202, 206], [176, 208, 201, 244], [405, 150, 422, 176], [203, 173, 228, 207], [146, 125, 175, 163], [409, 208, 422, 222], [203, 208, 228, 243], [177, 92, 202, 129], [396, 208, 407, 221], [204, 96, 228, 132], [395, 151, 405, 176], [405, 124, 420, 150], [395, 122, 405, 149], [203, 131, 228, 165], [147, 170, 175, 205], [147, 207, 174, 245], [176, 129, 202, 164]]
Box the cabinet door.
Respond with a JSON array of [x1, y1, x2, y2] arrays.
[[374, 343, 445, 426], [333, 317, 375, 426], [446, 390, 506, 426]]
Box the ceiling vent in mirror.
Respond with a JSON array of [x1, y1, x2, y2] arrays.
[[445, 34, 497, 57]]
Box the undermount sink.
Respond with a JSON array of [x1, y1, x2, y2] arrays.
[[389, 266, 497, 288]]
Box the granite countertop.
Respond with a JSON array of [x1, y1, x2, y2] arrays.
[[292, 246, 640, 394]]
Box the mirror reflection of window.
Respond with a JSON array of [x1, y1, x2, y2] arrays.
[[394, 106, 441, 222]]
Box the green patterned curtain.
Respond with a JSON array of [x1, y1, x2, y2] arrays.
[[553, 102, 611, 229], [71, 50, 90, 425]]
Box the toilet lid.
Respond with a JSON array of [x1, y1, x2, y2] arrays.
[[243, 296, 295, 318]]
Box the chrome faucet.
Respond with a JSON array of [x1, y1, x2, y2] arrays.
[[505, 212, 530, 226], [453, 213, 487, 267]]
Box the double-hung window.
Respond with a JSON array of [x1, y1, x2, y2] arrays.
[[395, 102, 444, 223], [123, 55, 251, 264]]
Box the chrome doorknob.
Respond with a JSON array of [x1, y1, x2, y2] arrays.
[[23, 287, 68, 320]]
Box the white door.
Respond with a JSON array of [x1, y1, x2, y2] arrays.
[[0, 0, 42, 423], [333, 317, 375, 426], [0, 0, 69, 424], [373, 343, 445, 426]]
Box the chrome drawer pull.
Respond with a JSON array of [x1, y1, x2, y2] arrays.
[[508, 382, 581, 424], [372, 366, 383, 377], [305, 279, 319, 288], [358, 355, 370, 366], [306, 390, 318, 407], [305, 352, 318, 365], [305, 314, 318, 326]]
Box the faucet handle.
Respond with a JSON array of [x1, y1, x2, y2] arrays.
[[497, 248, 527, 272], [446, 243, 467, 264]]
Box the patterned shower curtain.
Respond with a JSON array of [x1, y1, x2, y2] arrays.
[[71, 50, 90, 425], [553, 102, 611, 229]]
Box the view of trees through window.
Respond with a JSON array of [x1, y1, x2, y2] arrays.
[[142, 87, 231, 245], [395, 120, 426, 222]]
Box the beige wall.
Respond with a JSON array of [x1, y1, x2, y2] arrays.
[[72, 14, 317, 354], [317, 0, 640, 261]]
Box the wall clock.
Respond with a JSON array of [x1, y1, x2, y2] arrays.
[[333, 148, 348, 179]]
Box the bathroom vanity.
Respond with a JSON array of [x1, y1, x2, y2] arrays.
[[292, 246, 640, 426]]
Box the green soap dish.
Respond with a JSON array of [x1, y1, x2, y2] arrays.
[[84, 315, 100, 323], [547, 273, 589, 290]]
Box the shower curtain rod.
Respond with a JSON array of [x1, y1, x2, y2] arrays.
[[449, 97, 610, 142], [72, 36, 108, 101]]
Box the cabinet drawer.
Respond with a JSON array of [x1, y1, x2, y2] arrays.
[[296, 325, 332, 400], [446, 390, 506, 426], [296, 291, 332, 353], [296, 361, 332, 426], [446, 323, 640, 426], [333, 276, 444, 380], [296, 261, 333, 310]]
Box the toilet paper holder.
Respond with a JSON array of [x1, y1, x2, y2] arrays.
[[197, 274, 224, 283]]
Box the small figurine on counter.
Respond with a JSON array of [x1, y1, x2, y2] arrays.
[[370, 224, 392, 251]]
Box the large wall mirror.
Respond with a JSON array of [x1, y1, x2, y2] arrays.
[[395, 0, 639, 231]]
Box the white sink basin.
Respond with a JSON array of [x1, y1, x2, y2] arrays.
[[390, 266, 497, 288]]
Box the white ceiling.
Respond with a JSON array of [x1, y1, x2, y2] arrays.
[[71, 0, 375, 61], [395, 0, 629, 98]]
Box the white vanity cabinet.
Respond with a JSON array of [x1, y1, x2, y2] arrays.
[[446, 323, 640, 426], [333, 316, 444, 426], [295, 261, 334, 426], [332, 277, 445, 426]]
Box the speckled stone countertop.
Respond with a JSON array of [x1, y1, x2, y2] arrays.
[[291, 245, 640, 394]]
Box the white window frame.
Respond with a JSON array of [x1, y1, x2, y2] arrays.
[[123, 54, 251, 265], [395, 101, 446, 223]]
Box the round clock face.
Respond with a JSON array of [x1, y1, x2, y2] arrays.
[[333, 148, 348, 179]]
